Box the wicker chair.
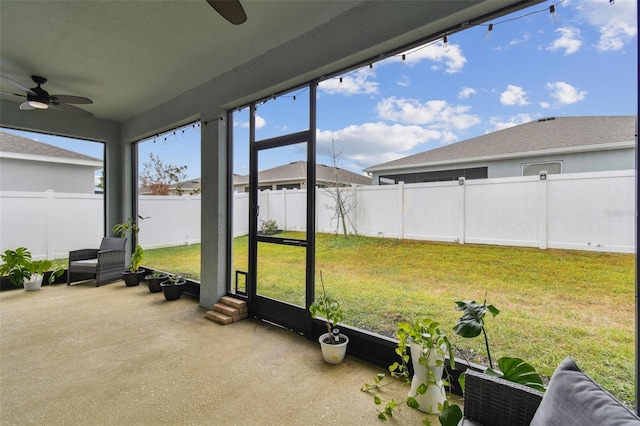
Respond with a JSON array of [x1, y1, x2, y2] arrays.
[[462, 369, 544, 426], [67, 237, 126, 287]]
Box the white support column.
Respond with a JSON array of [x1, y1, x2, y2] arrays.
[[200, 111, 228, 309]]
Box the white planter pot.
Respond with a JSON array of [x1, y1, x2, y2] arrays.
[[23, 274, 43, 291], [318, 333, 349, 364], [408, 340, 447, 413]]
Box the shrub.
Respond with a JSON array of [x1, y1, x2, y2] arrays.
[[260, 219, 278, 235]]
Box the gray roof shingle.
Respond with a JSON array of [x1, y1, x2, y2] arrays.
[[366, 116, 636, 172], [234, 161, 371, 186], [0, 131, 101, 162]]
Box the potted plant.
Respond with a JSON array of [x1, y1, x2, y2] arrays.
[[145, 270, 168, 293], [113, 215, 149, 286], [0, 247, 63, 291], [309, 272, 348, 364], [362, 317, 462, 425], [160, 274, 186, 301]]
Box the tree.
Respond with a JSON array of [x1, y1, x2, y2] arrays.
[[97, 169, 104, 190], [140, 153, 188, 195], [322, 139, 358, 238]]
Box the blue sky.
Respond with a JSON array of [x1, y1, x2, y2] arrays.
[[3, 0, 637, 181]]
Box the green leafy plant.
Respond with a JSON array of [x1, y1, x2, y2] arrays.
[[164, 274, 184, 284], [309, 271, 344, 344], [113, 215, 149, 272], [362, 318, 462, 426], [453, 299, 500, 369], [146, 270, 168, 279], [0, 247, 63, 286], [454, 298, 545, 392], [259, 219, 278, 235]]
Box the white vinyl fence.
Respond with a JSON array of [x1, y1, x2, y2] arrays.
[[0, 170, 635, 260], [243, 170, 636, 254]]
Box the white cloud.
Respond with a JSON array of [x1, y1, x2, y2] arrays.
[[508, 32, 532, 47], [540, 101, 551, 109], [576, 0, 637, 51], [458, 87, 477, 99], [237, 114, 266, 129], [487, 114, 533, 132], [396, 75, 410, 87], [316, 122, 453, 170], [390, 42, 467, 73], [500, 85, 529, 106], [255, 115, 266, 129], [375, 97, 480, 131], [545, 81, 587, 105], [547, 27, 583, 55], [318, 68, 379, 96]]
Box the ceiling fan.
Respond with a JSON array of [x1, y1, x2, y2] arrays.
[[206, 0, 247, 25], [1, 75, 94, 117]]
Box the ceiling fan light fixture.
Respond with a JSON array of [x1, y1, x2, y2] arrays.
[[28, 100, 48, 109]]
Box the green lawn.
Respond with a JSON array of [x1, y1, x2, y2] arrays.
[[143, 233, 636, 406]]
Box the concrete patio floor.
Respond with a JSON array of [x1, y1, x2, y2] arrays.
[[0, 280, 451, 425]]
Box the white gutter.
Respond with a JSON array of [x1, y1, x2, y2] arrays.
[[0, 152, 103, 169]]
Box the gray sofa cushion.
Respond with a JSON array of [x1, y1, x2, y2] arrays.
[[530, 356, 640, 426]]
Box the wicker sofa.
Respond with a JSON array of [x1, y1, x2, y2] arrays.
[[462, 357, 640, 426]]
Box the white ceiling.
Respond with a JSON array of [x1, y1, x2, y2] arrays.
[[0, 0, 540, 125]]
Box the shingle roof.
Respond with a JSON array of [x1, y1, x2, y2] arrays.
[[365, 116, 636, 172], [0, 131, 101, 162], [234, 161, 371, 186]]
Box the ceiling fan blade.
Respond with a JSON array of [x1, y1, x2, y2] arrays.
[[50, 102, 94, 117], [206, 0, 247, 25], [51, 95, 93, 105], [1, 90, 26, 98], [1, 75, 36, 95], [19, 101, 36, 110]]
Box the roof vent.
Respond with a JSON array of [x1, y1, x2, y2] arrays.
[[538, 117, 556, 122]]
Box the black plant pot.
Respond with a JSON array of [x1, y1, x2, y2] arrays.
[[146, 274, 168, 293], [160, 280, 186, 301], [123, 270, 145, 287]]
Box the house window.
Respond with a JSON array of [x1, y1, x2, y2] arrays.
[[522, 161, 562, 176], [276, 183, 301, 190], [380, 167, 488, 184]]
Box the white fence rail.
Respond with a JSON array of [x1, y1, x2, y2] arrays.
[[0, 170, 636, 260]]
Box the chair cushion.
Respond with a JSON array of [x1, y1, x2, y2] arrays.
[[71, 259, 98, 266], [530, 357, 640, 426], [69, 259, 98, 272]]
